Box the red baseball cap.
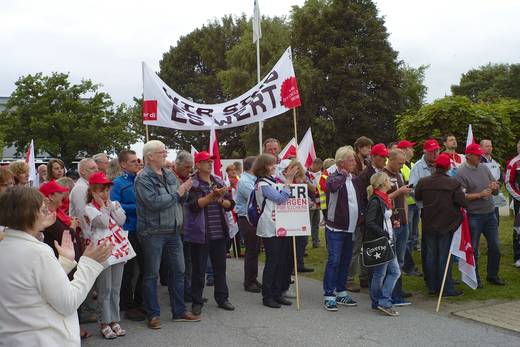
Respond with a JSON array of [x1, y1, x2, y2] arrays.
[[88, 171, 112, 185], [465, 143, 485, 156], [194, 151, 214, 164], [39, 180, 69, 197], [423, 139, 441, 152], [370, 143, 389, 157], [397, 140, 416, 149], [435, 153, 451, 170]]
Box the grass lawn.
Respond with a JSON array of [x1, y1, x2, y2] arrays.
[[295, 215, 520, 302]]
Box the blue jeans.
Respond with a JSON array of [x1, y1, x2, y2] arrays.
[[468, 212, 501, 282], [370, 256, 400, 308], [407, 204, 420, 248], [140, 232, 186, 319], [423, 231, 454, 294], [391, 224, 408, 301], [323, 228, 354, 297]]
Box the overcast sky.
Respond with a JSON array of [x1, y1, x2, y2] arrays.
[[1, 0, 519, 106]]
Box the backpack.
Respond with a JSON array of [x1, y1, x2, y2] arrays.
[[246, 178, 270, 227]]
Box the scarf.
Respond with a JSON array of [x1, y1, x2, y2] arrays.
[[374, 189, 393, 210]]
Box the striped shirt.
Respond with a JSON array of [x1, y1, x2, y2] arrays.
[[199, 180, 225, 240]]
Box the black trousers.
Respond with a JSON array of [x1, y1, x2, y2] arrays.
[[238, 216, 260, 286], [190, 239, 229, 306], [262, 236, 291, 300], [182, 236, 192, 299], [514, 200, 520, 261], [120, 233, 144, 310]]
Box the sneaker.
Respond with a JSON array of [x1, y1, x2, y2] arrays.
[[392, 299, 412, 307], [346, 280, 361, 293], [515, 259, 520, 268], [324, 298, 338, 311], [377, 305, 400, 316], [206, 278, 214, 287], [336, 295, 357, 306], [173, 312, 201, 322], [283, 286, 297, 299]]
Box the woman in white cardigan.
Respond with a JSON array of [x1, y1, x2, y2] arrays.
[[0, 186, 112, 347]]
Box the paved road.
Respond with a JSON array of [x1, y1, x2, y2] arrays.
[[83, 259, 519, 347]]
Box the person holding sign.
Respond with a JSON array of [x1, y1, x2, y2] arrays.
[[253, 153, 298, 309], [83, 172, 129, 339], [365, 172, 401, 316], [323, 146, 364, 311], [185, 151, 236, 316]]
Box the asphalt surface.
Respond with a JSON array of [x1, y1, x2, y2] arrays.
[[83, 258, 520, 347]]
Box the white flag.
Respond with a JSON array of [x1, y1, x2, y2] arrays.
[[297, 128, 317, 169], [25, 139, 38, 188], [449, 210, 478, 290], [253, 0, 262, 43], [279, 137, 297, 160], [466, 124, 475, 148]]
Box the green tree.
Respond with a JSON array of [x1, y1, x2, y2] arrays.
[[399, 64, 428, 112], [451, 63, 520, 102], [396, 96, 517, 163], [0, 73, 143, 166], [291, 0, 403, 158]]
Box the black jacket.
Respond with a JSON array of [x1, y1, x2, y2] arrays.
[[415, 172, 467, 234], [364, 195, 391, 242]]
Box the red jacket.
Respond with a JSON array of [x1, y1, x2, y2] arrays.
[[505, 154, 520, 201]]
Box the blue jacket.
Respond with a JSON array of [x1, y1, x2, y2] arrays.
[[110, 172, 137, 233]]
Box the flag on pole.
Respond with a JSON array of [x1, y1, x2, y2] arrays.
[[466, 124, 475, 148], [449, 209, 478, 289], [253, 0, 262, 43], [280, 138, 297, 160], [25, 139, 38, 188], [297, 128, 317, 169], [190, 145, 198, 157], [209, 127, 222, 178]]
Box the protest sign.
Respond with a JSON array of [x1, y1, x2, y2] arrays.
[[274, 184, 311, 237]]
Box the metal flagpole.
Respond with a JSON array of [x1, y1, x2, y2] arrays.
[[256, 30, 262, 153]]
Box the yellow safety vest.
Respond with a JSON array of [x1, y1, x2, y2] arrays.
[[401, 162, 415, 205], [318, 172, 328, 210]]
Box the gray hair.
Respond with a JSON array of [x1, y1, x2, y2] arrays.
[[143, 140, 165, 161], [175, 150, 193, 167], [93, 153, 108, 163], [334, 146, 355, 164]]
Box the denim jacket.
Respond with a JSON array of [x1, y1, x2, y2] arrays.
[[135, 166, 185, 235], [110, 172, 137, 233]]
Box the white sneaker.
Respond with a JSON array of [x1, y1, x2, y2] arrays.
[[283, 285, 297, 299], [514, 259, 520, 268]]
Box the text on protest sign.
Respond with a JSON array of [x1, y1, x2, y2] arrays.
[[274, 184, 311, 237]]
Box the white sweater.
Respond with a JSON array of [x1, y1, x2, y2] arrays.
[[0, 229, 103, 347]]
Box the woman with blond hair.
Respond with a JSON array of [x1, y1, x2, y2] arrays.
[[8, 160, 29, 186], [323, 146, 363, 311], [365, 171, 401, 317]]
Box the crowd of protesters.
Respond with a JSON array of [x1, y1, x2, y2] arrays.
[[0, 133, 519, 345]]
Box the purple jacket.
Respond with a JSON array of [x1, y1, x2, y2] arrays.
[[325, 170, 364, 230], [183, 173, 235, 244]]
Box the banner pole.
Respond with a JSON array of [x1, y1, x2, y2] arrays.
[[233, 236, 239, 259], [293, 108, 298, 141], [292, 235, 301, 311], [257, 39, 263, 153], [436, 252, 452, 312], [145, 125, 149, 142]]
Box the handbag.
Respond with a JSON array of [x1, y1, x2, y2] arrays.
[[361, 236, 394, 267]]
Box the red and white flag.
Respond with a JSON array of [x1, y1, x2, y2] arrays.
[[450, 209, 478, 289], [279, 138, 297, 160], [209, 127, 222, 178], [466, 124, 476, 148], [297, 127, 317, 169], [190, 145, 198, 158], [25, 139, 38, 188]]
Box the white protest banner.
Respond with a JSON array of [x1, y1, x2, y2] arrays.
[[142, 47, 301, 131], [274, 184, 311, 237]]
